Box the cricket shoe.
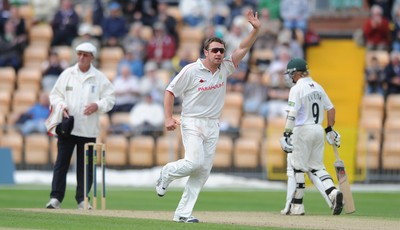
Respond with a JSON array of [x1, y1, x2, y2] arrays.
[[46, 198, 61, 209], [156, 166, 171, 197], [288, 204, 305, 215], [78, 201, 93, 210], [329, 189, 343, 215], [173, 216, 199, 223]]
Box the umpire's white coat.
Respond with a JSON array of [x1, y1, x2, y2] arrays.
[[49, 64, 115, 138]]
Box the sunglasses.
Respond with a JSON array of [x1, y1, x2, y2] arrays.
[[208, 48, 225, 54]]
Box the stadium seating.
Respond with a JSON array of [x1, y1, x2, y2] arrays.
[[11, 89, 38, 114], [381, 139, 400, 170], [239, 114, 266, 144], [0, 91, 12, 116], [16, 67, 42, 92], [23, 45, 48, 69], [356, 137, 380, 170], [155, 134, 179, 166], [214, 135, 233, 168], [99, 46, 124, 69], [24, 133, 50, 166], [385, 94, 400, 119], [128, 135, 155, 167], [104, 134, 128, 167], [360, 94, 385, 120], [53, 45, 73, 65], [28, 23, 53, 48], [0, 132, 24, 165], [0, 67, 16, 94], [233, 137, 260, 168]]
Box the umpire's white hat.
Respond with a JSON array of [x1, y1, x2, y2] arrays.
[[76, 42, 97, 57]]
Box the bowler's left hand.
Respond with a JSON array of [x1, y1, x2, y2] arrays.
[[247, 10, 260, 29]]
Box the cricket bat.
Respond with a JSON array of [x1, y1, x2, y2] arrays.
[[333, 145, 356, 214]]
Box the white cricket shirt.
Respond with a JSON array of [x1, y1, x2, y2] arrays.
[[286, 77, 334, 126], [167, 58, 236, 119]]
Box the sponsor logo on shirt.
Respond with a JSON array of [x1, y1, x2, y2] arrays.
[[66, 86, 73, 91], [198, 82, 224, 91]]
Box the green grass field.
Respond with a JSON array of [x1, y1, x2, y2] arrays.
[[0, 185, 399, 229]]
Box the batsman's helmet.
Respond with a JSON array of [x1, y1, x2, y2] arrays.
[[284, 58, 308, 77]]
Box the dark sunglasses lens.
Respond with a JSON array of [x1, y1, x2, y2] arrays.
[[210, 48, 224, 54]]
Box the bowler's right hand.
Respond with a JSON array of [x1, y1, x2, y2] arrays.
[[165, 117, 180, 131]]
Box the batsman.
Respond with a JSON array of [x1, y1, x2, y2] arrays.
[[279, 58, 343, 215]]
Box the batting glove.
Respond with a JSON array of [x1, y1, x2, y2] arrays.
[[325, 126, 341, 147], [280, 132, 293, 153]]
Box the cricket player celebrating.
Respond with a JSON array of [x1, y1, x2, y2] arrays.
[[156, 10, 260, 223], [279, 58, 343, 215]]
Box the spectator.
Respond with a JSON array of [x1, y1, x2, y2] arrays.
[[268, 46, 292, 88], [227, 0, 257, 28], [117, 48, 144, 78], [391, 4, 400, 51], [225, 15, 251, 92], [4, 5, 27, 39], [17, 91, 50, 136], [258, 0, 280, 20], [277, 29, 304, 60], [41, 50, 69, 92], [368, 0, 393, 20], [140, 62, 166, 104], [266, 68, 290, 118], [0, 18, 26, 71], [258, 7, 281, 37], [280, 0, 309, 33], [384, 51, 400, 96], [122, 21, 148, 62], [31, 0, 60, 23], [211, 2, 230, 27], [154, 1, 178, 45], [101, 1, 128, 47], [51, 0, 80, 46], [363, 4, 391, 51], [243, 72, 269, 117], [365, 55, 385, 95], [129, 93, 164, 137], [179, 0, 211, 28], [172, 46, 193, 75], [109, 64, 141, 116], [117, 0, 158, 26], [225, 15, 251, 63], [91, 0, 104, 26], [146, 22, 176, 71]]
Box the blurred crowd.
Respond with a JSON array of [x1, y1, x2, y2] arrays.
[[363, 0, 400, 99], [1, 0, 379, 139]]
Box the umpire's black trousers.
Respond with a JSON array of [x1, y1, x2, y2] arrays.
[[50, 135, 96, 204]]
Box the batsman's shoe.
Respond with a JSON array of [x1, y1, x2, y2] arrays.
[[77, 201, 93, 210], [156, 166, 171, 197], [46, 198, 61, 209], [280, 208, 290, 215], [330, 189, 343, 215], [288, 204, 305, 215], [173, 216, 200, 223]]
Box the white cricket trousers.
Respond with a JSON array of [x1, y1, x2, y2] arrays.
[[291, 124, 325, 171], [165, 117, 220, 218]]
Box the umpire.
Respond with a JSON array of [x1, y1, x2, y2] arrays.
[[46, 42, 115, 209]]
